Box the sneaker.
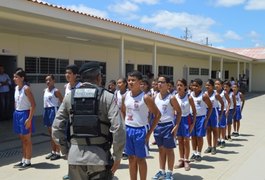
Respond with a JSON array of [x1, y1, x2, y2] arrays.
[[195, 155, 202, 162], [122, 153, 128, 160], [20, 163, 31, 169], [165, 172, 173, 180], [62, 175, 70, 180], [13, 162, 23, 168], [152, 171, 166, 180], [174, 160, 184, 169], [184, 161, 190, 171], [220, 141, 225, 148], [204, 147, 212, 153], [211, 147, 217, 155], [217, 141, 221, 147], [234, 132, 239, 137], [190, 154, 196, 162], [232, 132, 236, 136], [45, 152, 55, 159], [50, 154, 61, 161]]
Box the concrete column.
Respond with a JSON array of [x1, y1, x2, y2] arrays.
[[220, 57, 223, 80], [249, 62, 252, 92], [237, 61, 240, 81], [153, 42, 157, 78], [209, 56, 212, 79], [120, 36, 125, 77], [243, 62, 246, 75]]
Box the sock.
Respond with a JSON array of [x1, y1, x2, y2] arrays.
[[167, 170, 172, 174], [25, 159, 31, 164], [221, 139, 225, 142], [51, 151, 55, 154], [193, 151, 197, 155], [197, 152, 201, 156], [22, 158, 25, 163], [160, 169, 165, 174], [56, 152, 60, 155]]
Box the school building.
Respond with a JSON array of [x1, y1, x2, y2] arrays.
[[0, 0, 264, 115]]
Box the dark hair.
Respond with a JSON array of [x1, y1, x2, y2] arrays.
[[177, 78, 187, 87], [207, 79, 214, 86], [215, 78, 223, 84], [127, 70, 143, 80], [15, 68, 29, 84], [117, 77, 128, 88], [108, 80, 116, 85], [66, 64, 79, 74], [193, 78, 203, 86], [158, 75, 170, 83], [223, 80, 231, 87], [169, 80, 174, 86], [81, 68, 101, 83], [46, 74, 55, 80]]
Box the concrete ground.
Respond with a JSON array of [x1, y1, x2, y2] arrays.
[[0, 92, 265, 180]]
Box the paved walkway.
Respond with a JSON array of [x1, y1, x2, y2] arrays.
[[0, 92, 265, 180]]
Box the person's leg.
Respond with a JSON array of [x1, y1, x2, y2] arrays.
[[165, 148, 175, 171], [24, 134, 32, 161], [137, 157, 147, 180], [159, 146, 166, 170], [197, 137, 204, 154], [212, 127, 218, 147], [236, 121, 240, 134], [128, 156, 138, 180], [206, 127, 212, 148], [69, 165, 87, 180]]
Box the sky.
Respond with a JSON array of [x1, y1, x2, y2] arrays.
[[43, 0, 265, 49]]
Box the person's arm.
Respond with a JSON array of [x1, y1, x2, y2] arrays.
[[224, 92, 231, 117], [203, 94, 212, 128], [232, 93, 237, 116], [24, 86, 36, 129], [144, 94, 161, 143], [55, 89, 64, 103], [240, 92, 245, 112], [107, 93, 126, 174], [189, 95, 197, 133], [216, 93, 224, 122], [170, 96, 182, 136], [52, 94, 70, 155]]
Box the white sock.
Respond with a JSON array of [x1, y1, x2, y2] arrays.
[[193, 151, 197, 155], [167, 170, 172, 174], [51, 151, 55, 154], [25, 159, 31, 164], [22, 158, 25, 163], [197, 152, 201, 156], [160, 169, 165, 174]]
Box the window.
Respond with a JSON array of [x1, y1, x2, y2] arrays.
[[201, 68, 209, 76], [189, 67, 199, 75], [137, 64, 152, 78], [158, 66, 174, 80], [25, 56, 69, 83], [74, 60, 106, 86], [126, 64, 134, 77]]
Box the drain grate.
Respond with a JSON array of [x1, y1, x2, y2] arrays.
[[0, 149, 22, 159]]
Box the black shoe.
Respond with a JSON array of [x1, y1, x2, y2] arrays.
[[211, 147, 217, 155], [50, 154, 61, 161], [220, 141, 225, 148], [235, 132, 239, 137], [122, 153, 128, 160], [20, 163, 31, 168], [62, 175, 70, 180], [45, 153, 55, 159], [13, 162, 23, 168], [195, 155, 202, 162], [204, 147, 212, 153], [190, 154, 196, 162], [217, 141, 221, 147], [232, 132, 236, 136]]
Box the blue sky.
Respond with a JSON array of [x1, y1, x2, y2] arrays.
[[43, 0, 265, 48]]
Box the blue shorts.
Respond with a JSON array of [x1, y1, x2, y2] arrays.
[[234, 106, 242, 121], [43, 107, 58, 127], [154, 121, 176, 149], [207, 108, 219, 128], [218, 111, 226, 128], [191, 116, 206, 137], [13, 110, 35, 135], [125, 125, 149, 158], [227, 109, 234, 125], [177, 116, 190, 137]]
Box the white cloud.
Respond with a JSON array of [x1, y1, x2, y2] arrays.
[[66, 4, 108, 18], [245, 0, 265, 10], [224, 30, 242, 40], [132, 0, 159, 5], [214, 0, 246, 7], [168, 0, 186, 4], [140, 11, 222, 43], [248, 30, 260, 38], [108, 1, 139, 15]]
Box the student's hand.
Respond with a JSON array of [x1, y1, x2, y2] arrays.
[[145, 131, 151, 143], [111, 160, 121, 174], [171, 126, 178, 137], [24, 119, 32, 129], [189, 123, 195, 134], [204, 121, 208, 129]]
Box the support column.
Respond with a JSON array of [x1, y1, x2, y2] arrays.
[[243, 62, 246, 75], [237, 61, 240, 81], [209, 56, 212, 79], [249, 62, 252, 92], [120, 36, 125, 77], [220, 57, 223, 80], [153, 42, 157, 78]]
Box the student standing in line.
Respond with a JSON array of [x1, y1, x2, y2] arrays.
[[108, 79, 117, 93], [204, 79, 224, 155], [121, 70, 161, 180], [174, 78, 196, 171], [140, 78, 152, 96], [62, 64, 81, 180], [215, 79, 230, 148], [13, 68, 36, 168], [190, 78, 212, 162], [115, 77, 129, 160], [223, 81, 236, 141], [43, 74, 63, 160], [152, 75, 182, 180], [232, 83, 245, 137]]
